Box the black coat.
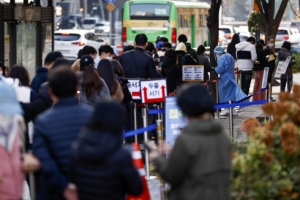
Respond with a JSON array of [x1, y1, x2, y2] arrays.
[[253, 47, 267, 71], [160, 56, 180, 93], [70, 129, 143, 200], [119, 47, 161, 79]]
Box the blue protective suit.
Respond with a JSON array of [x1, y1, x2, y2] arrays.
[[215, 54, 246, 103]]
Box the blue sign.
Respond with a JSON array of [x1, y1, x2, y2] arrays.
[[106, 0, 115, 3], [164, 97, 187, 146]]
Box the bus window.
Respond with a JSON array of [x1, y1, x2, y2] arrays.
[[130, 4, 170, 20]]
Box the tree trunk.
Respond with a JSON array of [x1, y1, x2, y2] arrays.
[[255, 0, 289, 42], [207, 0, 221, 80], [206, 0, 221, 104]]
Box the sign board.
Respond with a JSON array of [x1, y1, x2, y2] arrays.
[[140, 79, 167, 103], [127, 79, 141, 100], [165, 97, 187, 146], [182, 65, 204, 82], [106, 2, 115, 12], [261, 67, 269, 88], [274, 56, 291, 79]]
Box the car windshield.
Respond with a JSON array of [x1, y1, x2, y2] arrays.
[[54, 33, 81, 41], [219, 28, 231, 34], [84, 19, 96, 24], [277, 30, 288, 35]]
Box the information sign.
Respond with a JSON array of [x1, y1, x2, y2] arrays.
[[261, 67, 269, 88], [127, 79, 141, 100], [182, 65, 204, 81], [165, 97, 187, 146], [274, 56, 291, 79], [140, 79, 167, 103]]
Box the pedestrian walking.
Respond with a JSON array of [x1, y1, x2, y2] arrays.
[[150, 84, 231, 200], [32, 67, 92, 200], [70, 101, 143, 200]]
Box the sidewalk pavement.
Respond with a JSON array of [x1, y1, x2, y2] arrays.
[[220, 72, 300, 143]]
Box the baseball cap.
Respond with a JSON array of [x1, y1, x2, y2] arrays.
[[156, 42, 164, 50], [80, 55, 94, 71], [0, 78, 23, 116]]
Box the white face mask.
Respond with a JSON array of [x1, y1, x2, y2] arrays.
[[0, 71, 3, 76], [106, 57, 112, 60], [268, 43, 274, 48]]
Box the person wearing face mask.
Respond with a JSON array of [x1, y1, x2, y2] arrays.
[[214, 46, 246, 116], [95, 45, 114, 67], [263, 38, 278, 86]]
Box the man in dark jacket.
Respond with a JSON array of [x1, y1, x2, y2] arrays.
[[178, 34, 199, 63], [32, 67, 92, 200], [30, 51, 63, 93], [119, 33, 160, 79]]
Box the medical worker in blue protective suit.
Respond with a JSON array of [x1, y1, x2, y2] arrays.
[[214, 46, 247, 116]]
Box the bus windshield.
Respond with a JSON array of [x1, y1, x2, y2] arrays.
[[130, 3, 170, 20]]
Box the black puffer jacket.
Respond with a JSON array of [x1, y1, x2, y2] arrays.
[[160, 56, 181, 93], [278, 47, 296, 79], [70, 129, 143, 200], [253, 47, 267, 71]]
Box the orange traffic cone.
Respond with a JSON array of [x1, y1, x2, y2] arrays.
[[127, 142, 151, 200]]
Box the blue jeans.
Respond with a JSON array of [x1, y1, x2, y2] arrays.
[[280, 78, 293, 93], [241, 70, 252, 95]]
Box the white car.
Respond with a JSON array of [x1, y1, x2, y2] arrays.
[[54, 30, 105, 61], [94, 22, 110, 33], [289, 33, 300, 45], [82, 17, 101, 30]]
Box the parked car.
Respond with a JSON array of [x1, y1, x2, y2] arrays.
[[276, 27, 292, 42], [289, 33, 300, 45], [82, 17, 101, 30], [219, 25, 235, 39], [54, 29, 104, 61], [94, 22, 110, 33]]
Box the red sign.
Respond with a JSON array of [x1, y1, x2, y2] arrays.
[[140, 79, 167, 103]]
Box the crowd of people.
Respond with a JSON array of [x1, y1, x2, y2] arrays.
[[0, 31, 295, 200]]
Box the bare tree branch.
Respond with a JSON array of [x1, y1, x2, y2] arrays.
[[275, 0, 289, 22], [255, 0, 267, 27], [269, 0, 275, 21]]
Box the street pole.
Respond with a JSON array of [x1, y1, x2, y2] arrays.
[[99, 0, 105, 20], [109, 11, 112, 45], [84, 0, 87, 18]]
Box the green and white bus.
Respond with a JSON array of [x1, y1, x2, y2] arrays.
[[122, 0, 210, 48]]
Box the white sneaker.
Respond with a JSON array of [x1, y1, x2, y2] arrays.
[[219, 109, 237, 116], [220, 109, 229, 116]]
